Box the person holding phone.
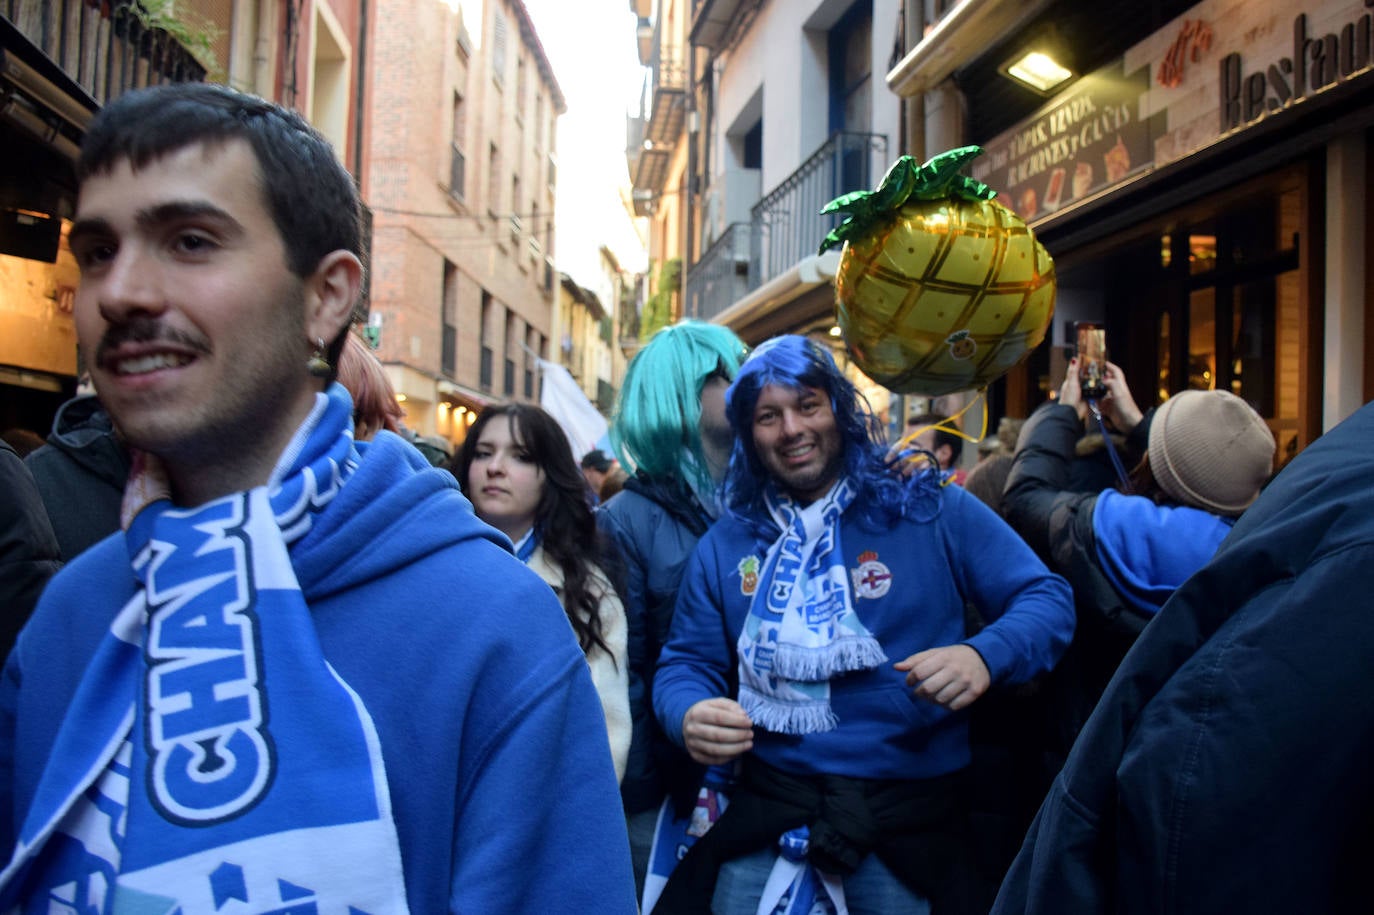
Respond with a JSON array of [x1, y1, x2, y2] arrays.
[[999, 360, 1275, 770]]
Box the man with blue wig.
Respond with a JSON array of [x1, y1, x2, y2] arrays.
[[598, 319, 748, 892], [652, 335, 1074, 914]]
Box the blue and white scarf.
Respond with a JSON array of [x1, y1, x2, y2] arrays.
[[511, 528, 540, 563], [736, 478, 886, 734], [0, 385, 410, 913], [757, 828, 845, 915]]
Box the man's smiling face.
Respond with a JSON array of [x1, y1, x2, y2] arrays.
[[69, 139, 316, 480]]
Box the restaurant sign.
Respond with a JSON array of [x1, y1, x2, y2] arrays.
[[971, 64, 1162, 222], [972, 0, 1374, 224]]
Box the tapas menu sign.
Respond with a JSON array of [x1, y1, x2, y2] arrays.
[[971, 63, 1164, 222], [969, 0, 1374, 224]]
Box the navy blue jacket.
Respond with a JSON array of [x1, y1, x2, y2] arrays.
[[597, 474, 713, 814], [993, 400, 1374, 914]]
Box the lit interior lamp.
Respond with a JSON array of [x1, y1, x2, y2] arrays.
[[1002, 50, 1073, 94], [828, 325, 843, 337]]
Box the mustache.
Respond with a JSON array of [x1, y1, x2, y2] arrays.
[[95, 315, 212, 365]]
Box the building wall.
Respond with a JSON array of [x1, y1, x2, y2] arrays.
[[365, 0, 563, 444], [710, 0, 901, 198]]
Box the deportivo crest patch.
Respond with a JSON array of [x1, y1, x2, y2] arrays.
[[851, 551, 892, 599], [738, 556, 760, 596]]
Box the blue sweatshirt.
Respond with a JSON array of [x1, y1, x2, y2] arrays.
[[654, 483, 1074, 780], [1091, 489, 1233, 617], [0, 432, 637, 913]]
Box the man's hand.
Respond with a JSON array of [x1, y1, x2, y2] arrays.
[[682, 698, 754, 766], [1058, 357, 1089, 424], [894, 645, 991, 711]]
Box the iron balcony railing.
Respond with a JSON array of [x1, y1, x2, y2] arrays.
[[4, 0, 206, 115], [750, 130, 887, 286], [685, 131, 887, 321], [685, 221, 750, 322], [652, 44, 685, 94]]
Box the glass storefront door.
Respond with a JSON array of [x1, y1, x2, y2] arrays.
[[1055, 163, 1314, 467]]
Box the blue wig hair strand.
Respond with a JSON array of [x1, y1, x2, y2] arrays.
[[723, 335, 938, 530]]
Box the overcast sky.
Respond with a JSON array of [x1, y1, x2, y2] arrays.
[[522, 0, 649, 290]]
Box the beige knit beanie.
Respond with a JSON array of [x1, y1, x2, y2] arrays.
[[1148, 389, 1275, 517]]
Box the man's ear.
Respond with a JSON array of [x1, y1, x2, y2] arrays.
[[304, 250, 364, 343], [936, 444, 954, 469]]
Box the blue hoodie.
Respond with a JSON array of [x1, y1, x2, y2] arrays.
[[654, 483, 1074, 780], [1091, 489, 1234, 616], [0, 432, 637, 913]]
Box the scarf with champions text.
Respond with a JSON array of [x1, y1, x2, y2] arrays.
[[0, 385, 410, 913], [736, 478, 886, 734]]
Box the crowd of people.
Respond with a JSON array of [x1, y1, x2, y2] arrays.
[[1, 81, 1371, 913]]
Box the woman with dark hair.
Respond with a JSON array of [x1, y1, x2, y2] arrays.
[[455, 404, 630, 782]]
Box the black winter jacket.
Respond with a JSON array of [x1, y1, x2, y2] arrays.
[[1000, 402, 1153, 757], [0, 440, 61, 656], [25, 395, 129, 561], [993, 400, 1374, 915]]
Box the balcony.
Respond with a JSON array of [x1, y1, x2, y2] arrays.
[[689, 0, 761, 53], [645, 43, 685, 146], [685, 222, 750, 322], [751, 131, 886, 287], [684, 131, 887, 321], [631, 145, 670, 209], [2, 0, 206, 159]]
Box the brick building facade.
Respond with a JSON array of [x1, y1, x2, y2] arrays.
[[364, 0, 564, 447]]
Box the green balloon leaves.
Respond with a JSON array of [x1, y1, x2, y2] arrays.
[[818, 146, 996, 256]]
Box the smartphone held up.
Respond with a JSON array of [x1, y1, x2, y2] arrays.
[[1076, 322, 1108, 400]]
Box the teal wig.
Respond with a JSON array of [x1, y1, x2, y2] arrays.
[[610, 320, 747, 494]]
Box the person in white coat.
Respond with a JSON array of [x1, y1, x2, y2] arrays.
[[456, 403, 631, 780]]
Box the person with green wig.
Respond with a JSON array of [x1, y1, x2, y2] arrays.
[[597, 319, 748, 896]]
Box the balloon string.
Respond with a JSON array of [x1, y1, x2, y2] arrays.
[[892, 389, 988, 483]]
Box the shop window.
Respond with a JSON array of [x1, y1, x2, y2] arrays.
[[1055, 165, 1310, 459]]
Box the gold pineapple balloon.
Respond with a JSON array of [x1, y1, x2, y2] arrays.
[[820, 147, 1056, 396]]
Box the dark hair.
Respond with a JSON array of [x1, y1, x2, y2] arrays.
[[454, 404, 616, 660], [77, 83, 362, 367], [724, 335, 937, 532], [907, 413, 964, 464], [1124, 451, 1171, 505], [580, 449, 613, 472]]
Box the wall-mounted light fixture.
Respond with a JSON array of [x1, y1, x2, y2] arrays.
[[999, 29, 1074, 95]]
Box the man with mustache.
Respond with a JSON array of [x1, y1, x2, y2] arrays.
[[651, 335, 1074, 914], [0, 83, 635, 913]]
